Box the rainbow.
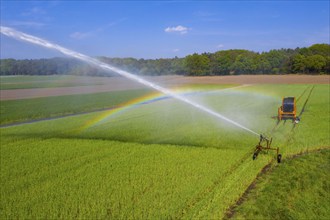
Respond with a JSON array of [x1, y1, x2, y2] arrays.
[[78, 85, 219, 132], [79, 91, 166, 132], [78, 84, 279, 132]]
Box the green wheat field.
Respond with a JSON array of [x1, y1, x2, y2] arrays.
[[0, 76, 329, 219]]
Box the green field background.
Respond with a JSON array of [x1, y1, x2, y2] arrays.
[[0, 78, 329, 219]]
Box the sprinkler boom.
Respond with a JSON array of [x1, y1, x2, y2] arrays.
[[1, 26, 259, 136], [253, 134, 282, 163]]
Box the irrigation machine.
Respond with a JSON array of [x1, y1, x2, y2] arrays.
[[253, 96, 302, 163], [253, 134, 282, 163], [278, 96, 300, 123]]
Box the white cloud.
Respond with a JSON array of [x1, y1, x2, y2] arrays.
[[165, 25, 190, 34], [173, 49, 180, 52], [217, 44, 224, 48]]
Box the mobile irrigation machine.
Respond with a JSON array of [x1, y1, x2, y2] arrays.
[[278, 97, 300, 123], [253, 134, 282, 163], [252, 96, 306, 163]]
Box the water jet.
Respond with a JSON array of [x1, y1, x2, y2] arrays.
[[1, 26, 259, 136]]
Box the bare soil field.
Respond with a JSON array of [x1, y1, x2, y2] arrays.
[[1, 75, 329, 100]]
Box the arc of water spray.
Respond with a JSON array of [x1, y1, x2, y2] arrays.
[[0, 26, 259, 136]]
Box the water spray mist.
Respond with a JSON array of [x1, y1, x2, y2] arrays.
[[0, 26, 259, 136]]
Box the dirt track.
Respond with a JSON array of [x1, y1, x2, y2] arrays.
[[1, 75, 329, 101]]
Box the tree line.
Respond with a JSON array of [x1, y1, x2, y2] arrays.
[[1, 44, 329, 76]]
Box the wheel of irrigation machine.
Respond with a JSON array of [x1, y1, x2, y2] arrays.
[[277, 154, 282, 163]]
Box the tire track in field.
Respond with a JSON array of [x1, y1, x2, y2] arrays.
[[297, 85, 315, 119], [269, 85, 314, 135], [296, 85, 313, 103], [283, 85, 315, 150], [224, 147, 329, 219], [289, 85, 315, 133]]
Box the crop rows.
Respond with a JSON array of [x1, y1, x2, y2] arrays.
[[0, 89, 152, 125], [1, 135, 263, 219], [0, 83, 329, 218]]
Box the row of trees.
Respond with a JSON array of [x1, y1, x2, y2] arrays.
[[0, 44, 329, 76], [185, 44, 329, 75]]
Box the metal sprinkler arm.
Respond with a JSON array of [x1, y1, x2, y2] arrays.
[[259, 134, 270, 144], [253, 134, 281, 163]]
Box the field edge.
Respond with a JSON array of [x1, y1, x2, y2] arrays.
[[224, 147, 330, 219]]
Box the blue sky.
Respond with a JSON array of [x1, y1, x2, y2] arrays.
[[1, 1, 329, 59]]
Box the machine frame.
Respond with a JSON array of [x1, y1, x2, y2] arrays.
[[253, 135, 282, 163], [278, 97, 297, 121]]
